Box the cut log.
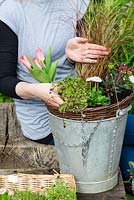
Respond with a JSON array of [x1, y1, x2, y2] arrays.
[[0, 103, 21, 145], [0, 102, 58, 170]]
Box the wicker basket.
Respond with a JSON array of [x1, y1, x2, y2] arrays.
[[47, 93, 133, 121], [0, 173, 76, 193]]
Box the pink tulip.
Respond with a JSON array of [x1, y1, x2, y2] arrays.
[[19, 55, 31, 70], [36, 48, 45, 61], [86, 76, 102, 83], [0, 188, 6, 195], [33, 57, 43, 69]]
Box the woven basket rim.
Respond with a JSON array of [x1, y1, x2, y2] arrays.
[[47, 93, 133, 121], [0, 173, 76, 193]]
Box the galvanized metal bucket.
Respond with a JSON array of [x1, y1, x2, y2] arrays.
[[49, 105, 131, 193]]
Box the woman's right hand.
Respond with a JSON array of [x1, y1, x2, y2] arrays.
[[15, 82, 64, 107]]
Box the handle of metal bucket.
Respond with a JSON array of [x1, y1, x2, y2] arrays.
[[116, 104, 132, 117]]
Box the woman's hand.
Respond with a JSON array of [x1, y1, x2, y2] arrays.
[[16, 82, 64, 107], [66, 37, 110, 63]]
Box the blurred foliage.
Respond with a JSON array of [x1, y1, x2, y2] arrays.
[[129, 99, 134, 114], [125, 194, 134, 200], [0, 93, 13, 103]]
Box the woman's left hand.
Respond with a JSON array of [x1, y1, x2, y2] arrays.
[[66, 37, 110, 63]]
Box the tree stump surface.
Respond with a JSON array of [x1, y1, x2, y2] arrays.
[[0, 142, 59, 170], [0, 103, 21, 145], [0, 102, 58, 170], [77, 172, 126, 200]]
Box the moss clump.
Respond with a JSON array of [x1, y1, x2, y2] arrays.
[[57, 76, 110, 113]]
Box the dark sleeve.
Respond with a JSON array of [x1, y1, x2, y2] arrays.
[[0, 20, 22, 99]]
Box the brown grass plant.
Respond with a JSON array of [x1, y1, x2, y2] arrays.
[[76, 0, 134, 80]]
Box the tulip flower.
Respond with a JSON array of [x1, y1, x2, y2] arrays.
[[20, 48, 58, 83], [19, 55, 31, 70], [0, 188, 6, 195], [33, 57, 43, 69], [86, 76, 102, 83], [36, 48, 45, 61]]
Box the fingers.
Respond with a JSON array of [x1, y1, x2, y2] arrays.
[[80, 44, 109, 53], [44, 86, 64, 107], [87, 43, 109, 51], [46, 95, 64, 107], [81, 58, 98, 64], [75, 37, 88, 44], [79, 43, 110, 63], [81, 49, 109, 56]]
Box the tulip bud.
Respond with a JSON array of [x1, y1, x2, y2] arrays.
[[36, 48, 45, 61], [33, 57, 43, 69], [19, 55, 31, 70]]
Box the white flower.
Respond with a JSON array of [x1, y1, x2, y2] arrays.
[[8, 189, 15, 196], [8, 175, 19, 184], [129, 75, 134, 83], [86, 76, 102, 83], [0, 188, 6, 195]]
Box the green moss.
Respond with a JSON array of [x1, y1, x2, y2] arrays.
[[57, 76, 110, 113]]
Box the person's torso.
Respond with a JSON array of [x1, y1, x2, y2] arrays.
[[17, 0, 78, 83], [0, 0, 89, 139]]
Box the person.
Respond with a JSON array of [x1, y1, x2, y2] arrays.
[[0, 0, 109, 145]]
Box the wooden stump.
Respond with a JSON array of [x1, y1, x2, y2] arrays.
[[0, 102, 59, 170], [0, 139, 59, 170], [77, 172, 126, 200], [0, 103, 126, 200], [0, 103, 21, 145]]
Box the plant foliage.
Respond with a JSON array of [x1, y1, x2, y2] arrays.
[[0, 93, 12, 103], [56, 0, 134, 113], [76, 0, 134, 80], [0, 182, 76, 200], [124, 161, 134, 195], [57, 76, 110, 113], [125, 194, 134, 200]]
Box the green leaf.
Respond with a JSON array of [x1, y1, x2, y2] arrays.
[[128, 161, 134, 169], [28, 56, 50, 83], [128, 169, 134, 174], [45, 47, 51, 73], [48, 60, 58, 82], [30, 67, 50, 83], [125, 194, 134, 200], [0, 93, 13, 102], [28, 57, 38, 69]]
